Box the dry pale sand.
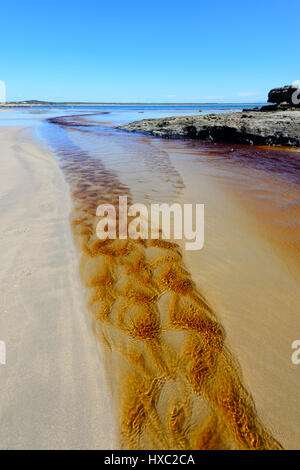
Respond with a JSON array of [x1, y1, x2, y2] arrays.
[[0, 127, 117, 449]]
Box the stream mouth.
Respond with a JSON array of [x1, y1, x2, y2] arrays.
[[35, 108, 300, 449]]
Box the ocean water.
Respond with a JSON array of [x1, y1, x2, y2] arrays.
[[0, 102, 261, 127]]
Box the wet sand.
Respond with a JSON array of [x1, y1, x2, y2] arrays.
[[43, 113, 300, 449], [0, 127, 116, 449], [172, 151, 300, 449], [1, 109, 299, 449]]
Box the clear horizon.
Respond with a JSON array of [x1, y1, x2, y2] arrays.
[[5, 99, 268, 104], [1, 0, 299, 103]]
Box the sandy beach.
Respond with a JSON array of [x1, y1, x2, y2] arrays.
[[2, 0, 300, 455], [0, 108, 299, 450], [0, 127, 116, 449]]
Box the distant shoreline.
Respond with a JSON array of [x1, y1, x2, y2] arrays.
[[0, 102, 266, 107]]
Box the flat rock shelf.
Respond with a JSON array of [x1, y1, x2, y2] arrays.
[[120, 110, 300, 147]]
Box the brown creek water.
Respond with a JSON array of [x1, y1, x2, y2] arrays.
[[38, 108, 300, 449]]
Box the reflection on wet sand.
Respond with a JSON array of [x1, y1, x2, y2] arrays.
[[42, 114, 287, 449], [164, 141, 300, 282]]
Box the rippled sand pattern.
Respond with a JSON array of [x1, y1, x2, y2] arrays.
[[47, 116, 282, 450]]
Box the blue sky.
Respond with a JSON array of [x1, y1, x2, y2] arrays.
[[1, 0, 299, 103]]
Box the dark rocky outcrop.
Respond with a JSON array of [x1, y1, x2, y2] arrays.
[[255, 85, 300, 112], [119, 111, 300, 147], [268, 85, 299, 106], [244, 85, 300, 112]]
